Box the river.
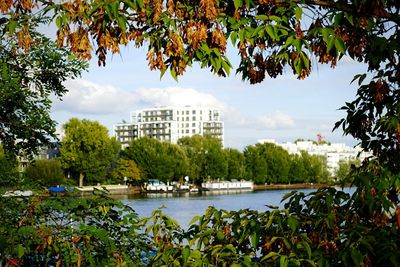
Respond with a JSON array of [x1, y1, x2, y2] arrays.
[[114, 187, 354, 228]]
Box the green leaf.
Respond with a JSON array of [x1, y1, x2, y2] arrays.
[[117, 16, 127, 32], [344, 12, 354, 25], [182, 246, 190, 264], [294, 56, 302, 74], [358, 73, 367, 85], [334, 13, 343, 26], [261, 251, 280, 262], [159, 67, 167, 80], [110, 2, 119, 20], [221, 59, 231, 76], [256, 15, 268, 21], [8, 19, 17, 33], [230, 32, 238, 46], [250, 232, 258, 248], [105, 5, 114, 19], [265, 25, 276, 40], [234, 0, 242, 9], [170, 66, 178, 81], [295, 7, 302, 20], [302, 241, 312, 259], [334, 38, 346, 53], [287, 216, 298, 232], [351, 248, 363, 265], [327, 37, 335, 52], [216, 231, 225, 241], [266, 212, 275, 228], [292, 39, 302, 51], [136, 0, 144, 9], [15, 244, 25, 258], [269, 15, 281, 22], [189, 215, 201, 225], [301, 53, 310, 69], [280, 255, 288, 267], [321, 28, 332, 44]]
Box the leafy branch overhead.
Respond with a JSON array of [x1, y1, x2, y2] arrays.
[[1, 0, 398, 83]]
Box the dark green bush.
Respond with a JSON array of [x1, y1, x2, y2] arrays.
[[25, 159, 66, 187]]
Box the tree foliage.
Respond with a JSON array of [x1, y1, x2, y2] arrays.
[[109, 158, 143, 185], [224, 148, 245, 180], [0, 145, 18, 187], [0, 17, 87, 156], [0, 192, 151, 266], [178, 135, 227, 183], [25, 159, 65, 187], [244, 143, 330, 184], [334, 158, 361, 183], [60, 118, 120, 187], [122, 137, 188, 182]]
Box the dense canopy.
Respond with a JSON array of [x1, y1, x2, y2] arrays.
[[1, 1, 400, 266]]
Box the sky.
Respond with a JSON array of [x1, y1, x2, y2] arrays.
[[51, 44, 368, 150]]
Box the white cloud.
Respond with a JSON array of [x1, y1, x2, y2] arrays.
[[53, 80, 231, 116], [256, 111, 295, 129], [224, 110, 295, 130], [53, 79, 139, 114], [135, 87, 227, 110]]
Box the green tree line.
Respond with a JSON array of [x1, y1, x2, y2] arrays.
[[1, 118, 351, 188]]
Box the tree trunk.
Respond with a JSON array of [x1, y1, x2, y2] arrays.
[[79, 172, 84, 187]]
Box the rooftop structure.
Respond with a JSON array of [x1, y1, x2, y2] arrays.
[[114, 106, 224, 148]]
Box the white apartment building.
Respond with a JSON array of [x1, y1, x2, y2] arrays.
[[258, 139, 371, 174], [114, 106, 224, 148]]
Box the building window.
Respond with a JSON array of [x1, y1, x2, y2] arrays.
[[192, 123, 196, 127], [192, 116, 196, 121], [192, 129, 196, 133], [186, 123, 189, 127], [192, 110, 196, 114], [186, 116, 189, 121], [186, 110, 189, 115], [186, 129, 189, 133]]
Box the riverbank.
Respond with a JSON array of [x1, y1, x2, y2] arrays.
[[253, 183, 330, 191], [75, 183, 331, 196], [75, 185, 142, 196]]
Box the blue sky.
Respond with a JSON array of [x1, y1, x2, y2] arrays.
[[51, 44, 367, 150]]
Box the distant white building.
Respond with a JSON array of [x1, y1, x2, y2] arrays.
[[114, 106, 224, 148], [258, 139, 371, 174]]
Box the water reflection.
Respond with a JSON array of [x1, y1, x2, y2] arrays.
[[117, 188, 351, 228], [116, 187, 355, 228]]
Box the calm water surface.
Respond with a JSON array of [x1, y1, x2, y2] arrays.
[[115, 187, 354, 228]]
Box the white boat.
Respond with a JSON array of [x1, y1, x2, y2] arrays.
[[3, 190, 33, 197], [144, 179, 173, 192], [201, 180, 254, 191]]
